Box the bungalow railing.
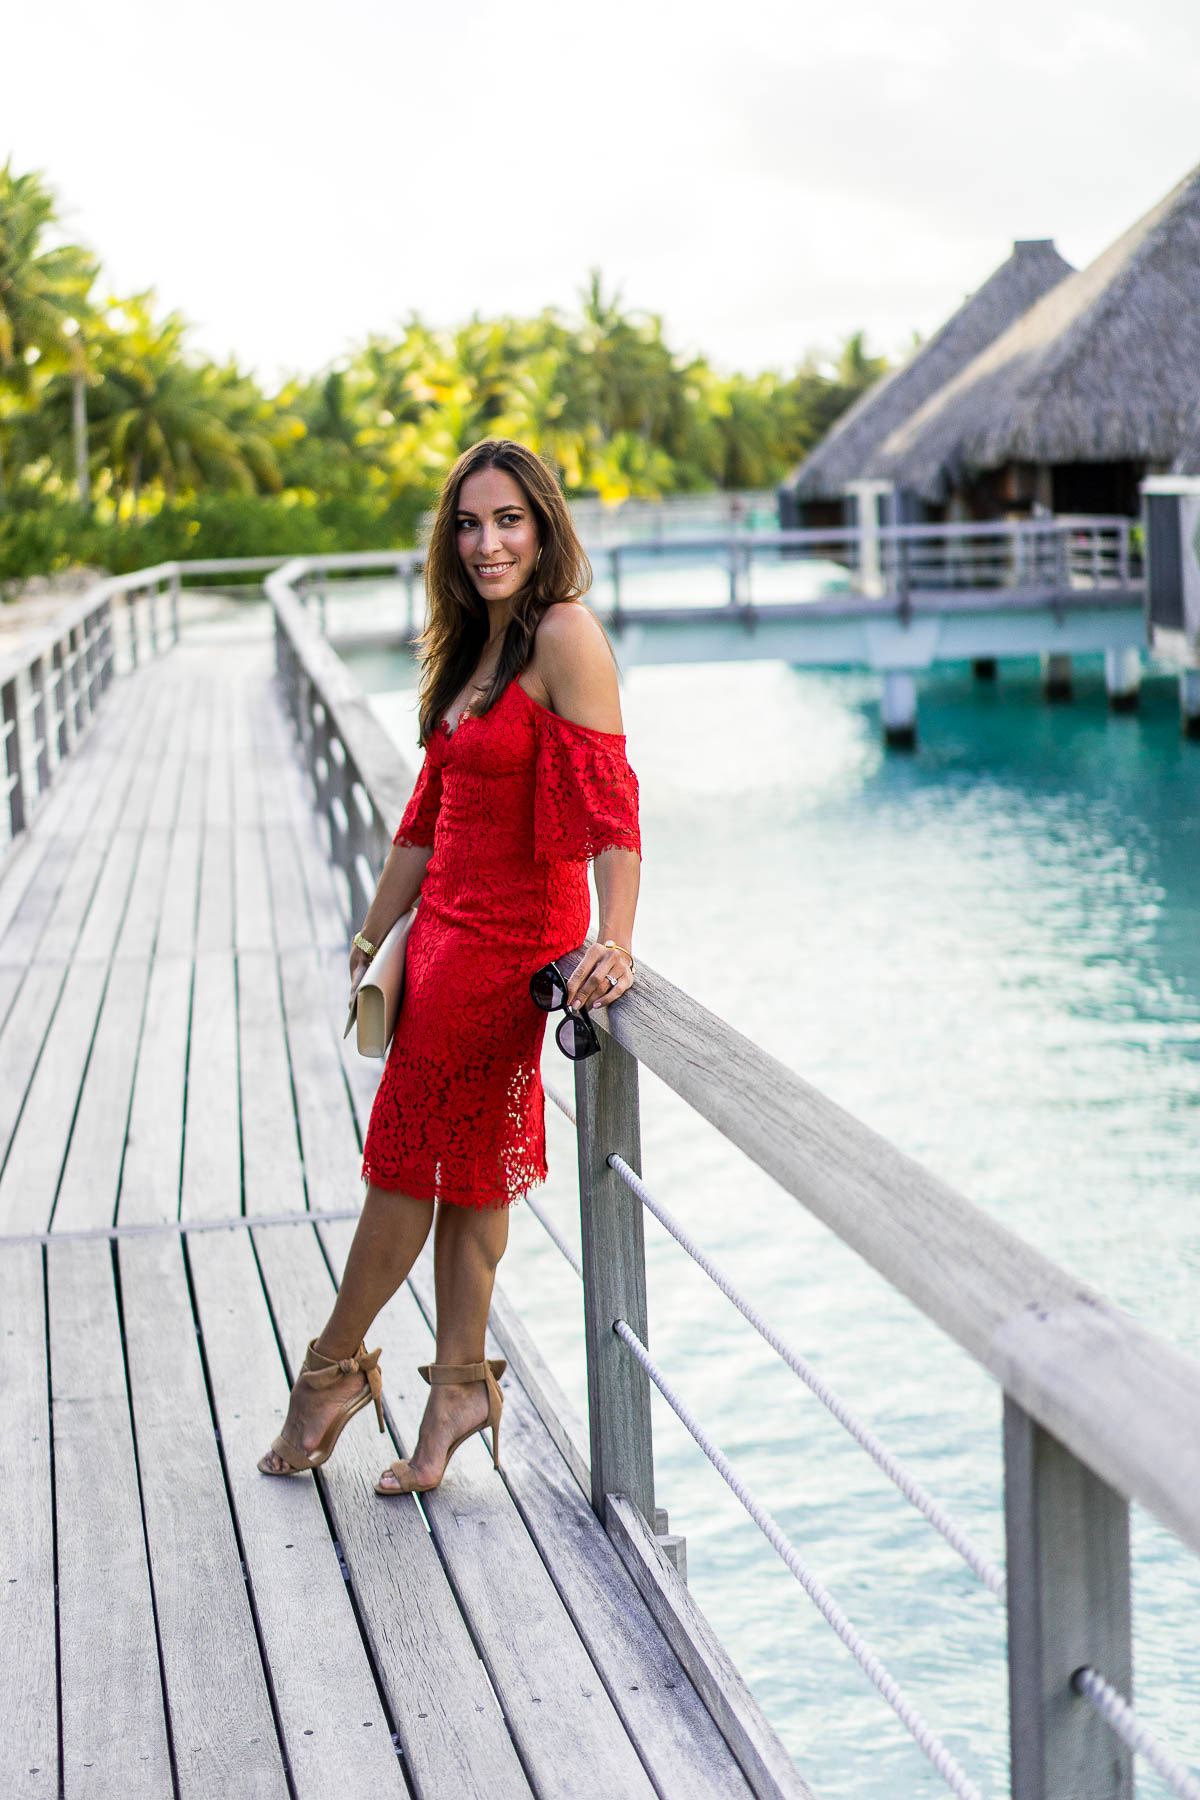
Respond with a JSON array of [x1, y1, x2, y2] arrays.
[[0, 557, 289, 851], [262, 519, 1142, 656], [267, 559, 1200, 1800]]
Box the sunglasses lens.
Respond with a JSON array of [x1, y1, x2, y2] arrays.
[[530, 966, 565, 1010], [557, 1013, 598, 1060]]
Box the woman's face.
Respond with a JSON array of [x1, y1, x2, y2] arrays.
[[456, 466, 540, 609]]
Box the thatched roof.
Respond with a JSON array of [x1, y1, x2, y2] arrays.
[[784, 240, 1073, 501], [872, 165, 1200, 503]]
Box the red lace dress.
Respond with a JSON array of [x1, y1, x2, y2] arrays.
[[360, 678, 641, 1208]]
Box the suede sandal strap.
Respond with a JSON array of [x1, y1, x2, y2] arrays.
[[419, 1360, 488, 1386], [301, 1340, 383, 1397]]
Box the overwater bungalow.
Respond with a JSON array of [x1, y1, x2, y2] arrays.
[[778, 238, 1074, 528], [867, 164, 1200, 521]]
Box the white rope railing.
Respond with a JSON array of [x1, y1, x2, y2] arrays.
[[524, 1192, 583, 1277], [614, 1317, 985, 1800], [604, 1152, 1005, 1598], [1073, 1667, 1200, 1800]]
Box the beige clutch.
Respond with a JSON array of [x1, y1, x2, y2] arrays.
[[344, 909, 415, 1058]]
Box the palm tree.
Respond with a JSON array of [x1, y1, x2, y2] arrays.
[[0, 161, 98, 503], [86, 295, 275, 517]]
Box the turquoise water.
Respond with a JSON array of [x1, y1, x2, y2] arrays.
[[348, 639, 1200, 1800]]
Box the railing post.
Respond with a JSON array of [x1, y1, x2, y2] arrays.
[[126, 590, 139, 669], [574, 1033, 655, 1528], [3, 676, 26, 839], [52, 642, 71, 756], [169, 569, 181, 643], [1003, 1397, 1133, 1800], [30, 655, 51, 796]]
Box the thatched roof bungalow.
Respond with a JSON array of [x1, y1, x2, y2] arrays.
[[870, 164, 1200, 519], [779, 239, 1073, 526]]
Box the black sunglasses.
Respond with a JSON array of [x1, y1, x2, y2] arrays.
[[529, 960, 601, 1060]]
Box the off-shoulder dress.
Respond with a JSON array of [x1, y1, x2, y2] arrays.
[[360, 677, 641, 1209]]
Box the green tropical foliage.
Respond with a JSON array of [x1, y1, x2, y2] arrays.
[[1, 163, 891, 587]]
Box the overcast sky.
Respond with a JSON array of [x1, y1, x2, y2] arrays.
[[6, 0, 1198, 387]]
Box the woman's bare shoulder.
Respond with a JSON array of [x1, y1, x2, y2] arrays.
[[528, 602, 623, 731]]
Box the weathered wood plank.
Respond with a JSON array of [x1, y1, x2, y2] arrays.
[[1003, 1397, 1132, 1800], [574, 1034, 655, 1526], [0, 958, 109, 1235], [181, 950, 241, 1222], [480, 1277, 590, 1500], [0, 1243, 57, 1799], [156, 822, 202, 952], [118, 953, 192, 1226], [48, 1236, 174, 1794], [234, 827, 275, 953], [278, 946, 361, 1215], [119, 1232, 289, 1798], [67, 826, 143, 965], [0, 961, 22, 1035], [408, 1263, 755, 1800], [0, 834, 78, 966], [606, 1496, 814, 1800], [54, 958, 153, 1233], [252, 1221, 534, 1800], [186, 1227, 405, 1795], [112, 829, 172, 962], [195, 825, 234, 953], [0, 963, 70, 1169], [264, 822, 316, 952], [322, 1223, 659, 1800], [237, 947, 305, 1215], [586, 956, 1200, 1556]]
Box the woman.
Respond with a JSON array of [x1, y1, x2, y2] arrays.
[[259, 438, 641, 1495]]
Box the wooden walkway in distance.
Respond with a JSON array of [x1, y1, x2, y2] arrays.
[[0, 612, 767, 1800]]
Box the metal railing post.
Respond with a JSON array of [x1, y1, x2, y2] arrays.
[[1003, 1396, 1133, 1800], [574, 1033, 655, 1528]]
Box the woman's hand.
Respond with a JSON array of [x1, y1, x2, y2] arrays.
[[349, 944, 373, 998], [565, 940, 635, 1013]]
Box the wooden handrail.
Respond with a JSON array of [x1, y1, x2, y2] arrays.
[[267, 550, 1187, 1798]]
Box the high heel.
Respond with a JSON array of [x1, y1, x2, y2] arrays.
[[375, 1358, 505, 1495], [258, 1339, 384, 1476]]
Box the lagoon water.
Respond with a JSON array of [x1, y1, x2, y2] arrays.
[[346, 633, 1200, 1800]]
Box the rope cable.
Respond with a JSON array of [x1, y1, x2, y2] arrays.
[[606, 1152, 1005, 1598], [1073, 1667, 1200, 1800], [614, 1317, 985, 1800]]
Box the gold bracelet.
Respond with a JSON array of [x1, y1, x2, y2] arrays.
[[352, 931, 378, 961], [603, 940, 635, 976]]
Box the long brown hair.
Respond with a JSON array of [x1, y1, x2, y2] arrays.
[[416, 439, 592, 746]]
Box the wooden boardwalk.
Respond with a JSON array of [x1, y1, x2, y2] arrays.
[[0, 614, 766, 1800]]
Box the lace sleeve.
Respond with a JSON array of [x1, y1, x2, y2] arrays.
[[393, 751, 444, 848], [533, 707, 641, 864]]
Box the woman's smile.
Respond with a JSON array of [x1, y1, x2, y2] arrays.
[[456, 466, 540, 606]]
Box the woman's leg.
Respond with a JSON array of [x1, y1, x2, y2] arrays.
[[259, 1185, 433, 1473], [377, 1200, 510, 1491]]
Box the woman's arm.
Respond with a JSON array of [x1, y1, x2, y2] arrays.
[[349, 840, 433, 988], [531, 604, 640, 1013]]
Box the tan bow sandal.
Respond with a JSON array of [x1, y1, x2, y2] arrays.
[[258, 1339, 384, 1476], [375, 1358, 506, 1495]]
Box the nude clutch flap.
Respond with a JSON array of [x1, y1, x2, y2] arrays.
[[344, 908, 415, 1058]]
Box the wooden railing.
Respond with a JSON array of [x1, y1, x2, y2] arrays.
[[0, 557, 289, 850], [267, 560, 1200, 1800]]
